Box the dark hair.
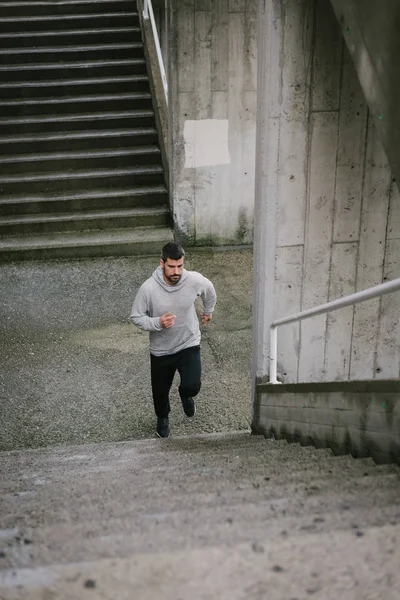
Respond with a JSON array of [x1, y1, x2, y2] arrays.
[[161, 242, 185, 262]]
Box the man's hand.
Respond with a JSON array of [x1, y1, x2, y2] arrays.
[[201, 313, 212, 326], [160, 312, 176, 328]]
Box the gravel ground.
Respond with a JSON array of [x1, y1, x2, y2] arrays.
[[0, 248, 253, 450]]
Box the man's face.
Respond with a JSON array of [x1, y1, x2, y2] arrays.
[[160, 257, 184, 285]]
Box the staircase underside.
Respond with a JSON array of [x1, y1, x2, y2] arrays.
[[0, 432, 399, 597], [0, 0, 173, 261], [329, 0, 400, 187]]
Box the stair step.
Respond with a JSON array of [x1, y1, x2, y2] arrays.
[[0, 185, 169, 215], [1, 525, 400, 598], [0, 207, 170, 235], [28, 453, 378, 490], [1, 433, 395, 492], [0, 42, 144, 64], [0, 27, 142, 48], [0, 0, 136, 17], [0, 109, 153, 123], [0, 59, 147, 82], [3, 468, 399, 540], [6, 470, 398, 529], [0, 227, 174, 261], [3, 442, 381, 486], [0, 165, 165, 195], [0, 146, 162, 175], [3, 450, 384, 493], [0, 110, 155, 136], [1, 471, 399, 567], [0, 13, 139, 33], [0, 75, 149, 99], [0, 127, 158, 155], [0, 434, 289, 466], [0, 92, 152, 117], [1, 434, 397, 487]]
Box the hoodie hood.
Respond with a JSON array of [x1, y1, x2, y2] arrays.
[[152, 266, 189, 292]]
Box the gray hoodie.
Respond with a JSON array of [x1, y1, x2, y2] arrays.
[[131, 267, 217, 356]]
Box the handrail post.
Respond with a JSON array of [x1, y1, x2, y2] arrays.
[[269, 326, 278, 384], [143, 0, 149, 19]]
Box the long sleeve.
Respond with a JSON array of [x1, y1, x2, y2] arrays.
[[130, 285, 163, 332], [199, 276, 217, 315]]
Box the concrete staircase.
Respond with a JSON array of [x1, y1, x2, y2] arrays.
[[1, 432, 399, 598], [0, 0, 172, 262]]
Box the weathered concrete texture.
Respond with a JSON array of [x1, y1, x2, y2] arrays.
[[0, 432, 399, 598], [329, 0, 400, 188], [1, 526, 400, 600], [168, 0, 257, 245], [0, 249, 252, 451], [254, 380, 400, 464], [253, 0, 400, 385]]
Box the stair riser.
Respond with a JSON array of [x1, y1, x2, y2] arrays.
[[0, 212, 169, 237], [0, 46, 144, 65], [0, 116, 155, 138], [0, 1, 137, 18], [0, 238, 168, 262], [0, 132, 159, 155], [0, 152, 162, 176], [0, 192, 169, 216], [0, 79, 150, 99], [0, 29, 142, 48], [0, 15, 139, 33], [0, 97, 153, 117], [0, 172, 165, 195]]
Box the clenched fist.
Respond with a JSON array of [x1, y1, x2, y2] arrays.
[[201, 312, 212, 325], [160, 312, 176, 328]]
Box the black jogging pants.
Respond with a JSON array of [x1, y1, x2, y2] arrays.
[[150, 345, 201, 418]]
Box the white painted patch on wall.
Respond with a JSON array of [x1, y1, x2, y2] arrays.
[[184, 119, 230, 168]]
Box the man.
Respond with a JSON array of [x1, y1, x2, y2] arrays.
[[131, 242, 217, 438]]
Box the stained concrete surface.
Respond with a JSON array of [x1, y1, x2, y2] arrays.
[[1, 527, 399, 600], [0, 249, 253, 451], [169, 1, 257, 245], [1, 432, 399, 598]]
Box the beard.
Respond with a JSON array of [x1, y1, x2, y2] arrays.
[[166, 273, 181, 284]]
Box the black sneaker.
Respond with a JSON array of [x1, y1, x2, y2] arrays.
[[182, 397, 196, 418], [156, 417, 170, 438]]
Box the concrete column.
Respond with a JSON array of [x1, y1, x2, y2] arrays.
[[253, 0, 315, 386]]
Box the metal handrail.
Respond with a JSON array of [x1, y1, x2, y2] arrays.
[[269, 277, 400, 384], [143, 0, 168, 105]]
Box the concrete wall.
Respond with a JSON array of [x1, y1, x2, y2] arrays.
[[168, 0, 257, 245], [253, 381, 400, 464], [253, 0, 400, 385]]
